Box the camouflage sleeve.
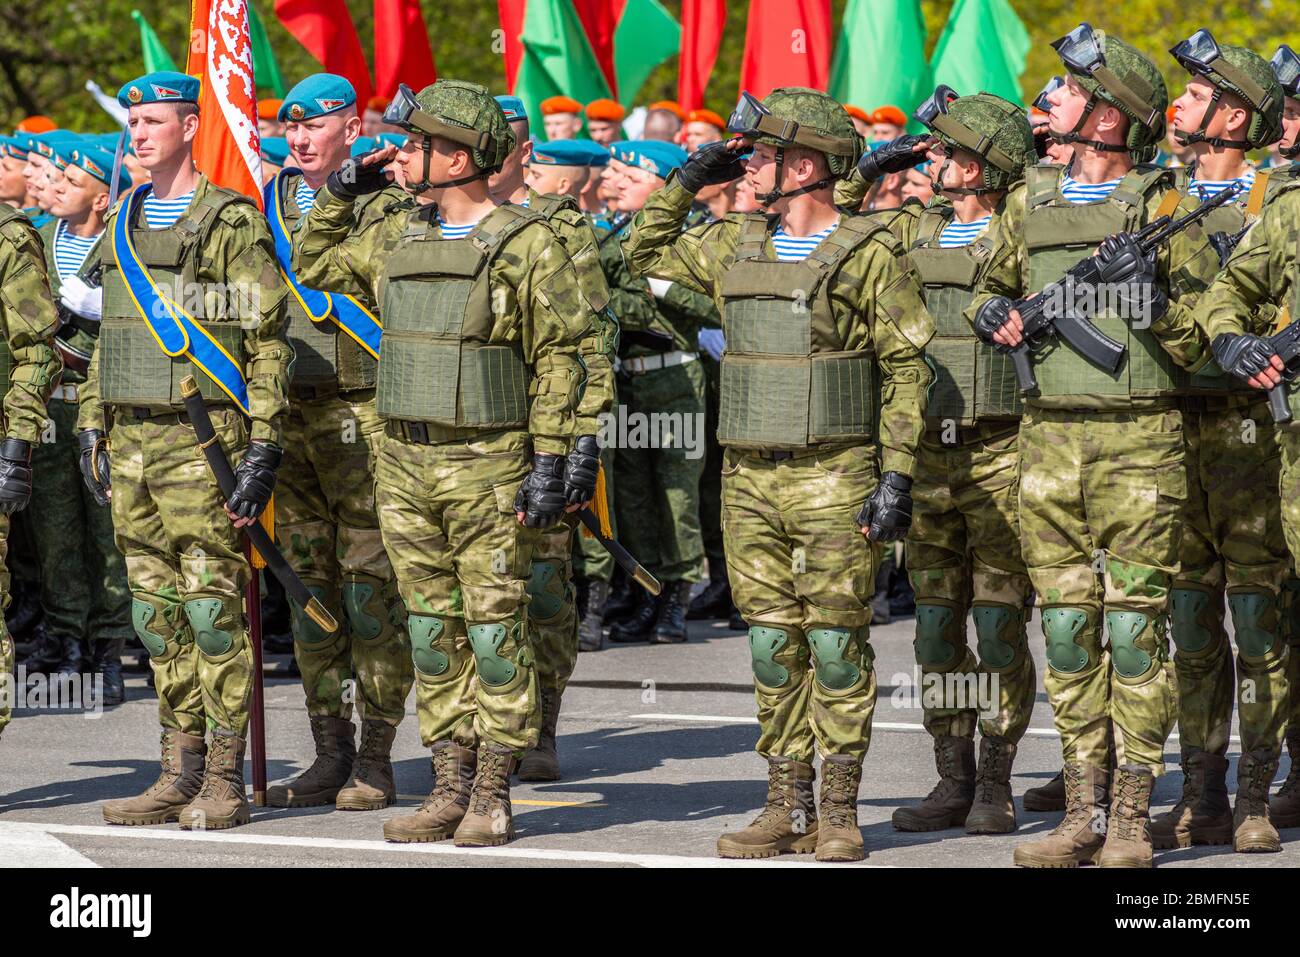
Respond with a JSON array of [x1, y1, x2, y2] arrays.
[[660, 279, 720, 341], [0, 218, 58, 442], [1150, 188, 1216, 373], [1197, 196, 1292, 340], [967, 186, 1027, 323], [859, 236, 934, 477], [209, 203, 292, 445], [598, 237, 660, 333], [555, 211, 617, 434], [622, 175, 740, 297], [293, 184, 404, 301], [509, 222, 591, 456], [834, 168, 869, 213]]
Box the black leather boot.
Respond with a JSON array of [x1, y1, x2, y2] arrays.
[[652, 581, 692, 643], [608, 588, 660, 643]]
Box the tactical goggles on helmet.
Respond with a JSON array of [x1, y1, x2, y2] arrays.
[[914, 85, 1016, 174], [1171, 29, 1274, 113], [725, 91, 857, 156], [1033, 77, 1065, 114], [382, 83, 493, 152], [1272, 44, 1300, 97], [1050, 22, 1160, 130]]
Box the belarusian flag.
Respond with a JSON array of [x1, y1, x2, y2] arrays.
[[829, 0, 931, 132], [929, 0, 1030, 106], [132, 9, 178, 73], [187, 0, 262, 205]]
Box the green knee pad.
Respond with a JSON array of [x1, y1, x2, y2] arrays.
[[1228, 590, 1279, 660], [343, 576, 399, 642], [913, 601, 962, 669], [526, 560, 569, 623], [408, 614, 465, 678], [1106, 610, 1158, 680], [749, 625, 793, 688], [972, 603, 1024, 671], [1041, 607, 1094, 675], [1169, 586, 1218, 654], [290, 583, 334, 645], [468, 620, 529, 688], [184, 597, 243, 661], [808, 627, 869, 692], [132, 596, 183, 661]]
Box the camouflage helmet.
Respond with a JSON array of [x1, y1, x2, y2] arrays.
[[1053, 25, 1168, 154], [927, 92, 1034, 192], [386, 79, 515, 173], [1171, 32, 1284, 149], [733, 87, 862, 179]]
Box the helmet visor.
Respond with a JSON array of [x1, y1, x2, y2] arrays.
[[1051, 23, 1104, 75], [1033, 76, 1065, 114], [1272, 44, 1300, 97], [1170, 28, 1222, 74], [381, 82, 492, 152], [913, 84, 959, 130]]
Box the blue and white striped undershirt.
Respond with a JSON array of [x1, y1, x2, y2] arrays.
[[771, 220, 838, 262], [53, 220, 100, 281], [938, 215, 991, 249], [1190, 168, 1255, 204], [142, 190, 196, 229], [293, 179, 317, 214], [1060, 174, 1122, 204], [438, 218, 480, 239]]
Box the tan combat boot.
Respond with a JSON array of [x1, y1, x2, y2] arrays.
[[1013, 762, 1108, 867], [267, 715, 356, 808], [336, 720, 397, 811], [454, 742, 518, 847], [103, 729, 206, 825], [178, 730, 249, 830], [1022, 769, 1066, 812], [1269, 733, 1300, 829], [383, 741, 476, 842], [966, 736, 1017, 834], [517, 688, 562, 782], [1150, 750, 1231, 848], [1098, 764, 1155, 867], [716, 757, 819, 859], [817, 755, 865, 862], [1233, 750, 1282, 853], [891, 735, 975, 831]]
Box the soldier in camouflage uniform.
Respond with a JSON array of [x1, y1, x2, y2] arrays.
[[872, 93, 1038, 837], [625, 88, 934, 862], [1154, 34, 1293, 855], [76, 73, 292, 830], [31, 142, 133, 701], [260, 75, 413, 814], [1196, 40, 1300, 841], [970, 26, 1221, 867], [0, 193, 61, 740], [292, 80, 592, 847]]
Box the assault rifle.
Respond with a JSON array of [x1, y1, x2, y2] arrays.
[[1005, 183, 1241, 393], [1258, 322, 1300, 423]]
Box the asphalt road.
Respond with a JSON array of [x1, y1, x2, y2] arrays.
[[1, 606, 1296, 869]]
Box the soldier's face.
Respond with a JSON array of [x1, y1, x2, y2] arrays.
[[544, 113, 581, 141], [1047, 76, 1091, 137], [1173, 77, 1247, 144], [901, 166, 935, 204], [684, 122, 723, 153], [743, 142, 782, 198], [612, 164, 661, 211], [524, 163, 569, 196], [872, 122, 904, 141], [0, 155, 26, 204], [258, 117, 284, 140], [1280, 96, 1300, 151], [285, 111, 360, 176], [128, 104, 198, 169], [489, 121, 531, 191], [588, 120, 618, 146], [37, 166, 63, 210], [50, 165, 106, 220], [22, 153, 46, 188]]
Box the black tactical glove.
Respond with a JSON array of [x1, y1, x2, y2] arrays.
[[326, 149, 393, 201], [0, 438, 32, 515], [1032, 125, 1052, 159], [856, 134, 930, 183], [77, 429, 111, 507], [974, 296, 1015, 347], [676, 142, 747, 193], [226, 441, 282, 522], [856, 471, 913, 542], [564, 435, 600, 507], [1213, 333, 1278, 386], [514, 453, 567, 528], [1095, 233, 1155, 285]]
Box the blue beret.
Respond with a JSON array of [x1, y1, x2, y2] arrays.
[[375, 132, 406, 150], [530, 138, 607, 168], [117, 72, 200, 108], [259, 136, 290, 166], [1, 135, 28, 159], [27, 130, 82, 163], [495, 96, 528, 123], [279, 74, 357, 123], [69, 145, 132, 194], [609, 140, 688, 179], [350, 136, 375, 157], [45, 135, 85, 170]]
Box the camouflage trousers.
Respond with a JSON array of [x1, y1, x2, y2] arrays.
[[1019, 407, 1182, 775], [111, 409, 253, 737], [722, 444, 879, 763], [29, 398, 132, 646], [1173, 399, 1289, 761], [1276, 430, 1300, 748], [276, 393, 411, 727], [531, 518, 579, 698], [375, 427, 539, 755], [612, 360, 706, 583], [0, 513, 10, 736], [906, 423, 1035, 743]]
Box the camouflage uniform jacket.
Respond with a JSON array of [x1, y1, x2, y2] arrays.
[[0, 206, 59, 441]]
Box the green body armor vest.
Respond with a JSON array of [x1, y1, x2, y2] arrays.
[[98, 189, 247, 410], [377, 203, 535, 428], [1023, 164, 1181, 402], [281, 174, 377, 397], [716, 213, 882, 450], [911, 207, 1021, 426], [1272, 171, 1300, 419]]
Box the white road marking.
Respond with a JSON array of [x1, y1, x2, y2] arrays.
[[0, 822, 883, 869], [0, 823, 100, 868]]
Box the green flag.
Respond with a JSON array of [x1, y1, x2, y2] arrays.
[[248, 3, 287, 98], [131, 9, 177, 74], [930, 0, 1031, 106], [829, 0, 931, 133], [514, 0, 612, 141], [613, 0, 681, 108]]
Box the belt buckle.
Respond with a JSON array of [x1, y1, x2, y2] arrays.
[[407, 421, 428, 444], [132, 406, 151, 420]]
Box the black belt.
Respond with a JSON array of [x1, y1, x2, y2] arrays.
[[753, 449, 795, 462], [393, 420, 433, 445], [126, 407, 190, 424]]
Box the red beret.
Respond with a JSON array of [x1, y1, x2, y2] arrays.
[[256, 99, 283, 121], [586, 98, 625, 121], [686, 109, 725, 130], [871, 105, 908, 127], [647, 100, 686, 120], [843, 104, 870, 124], [541, 96, 583, 115]]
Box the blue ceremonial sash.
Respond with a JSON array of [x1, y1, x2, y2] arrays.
[[264, 169, 382, 360], [111, 184, 250, 414]]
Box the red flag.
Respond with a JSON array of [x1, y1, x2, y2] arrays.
[[274, 0, 373, 106], [499, 0, 527, 92], [187, 0, 262, 205], [739, 0, 831, 100], [678, 0, 725, 111], [373, 0, 438, 100], [572, 0, 619, 97]]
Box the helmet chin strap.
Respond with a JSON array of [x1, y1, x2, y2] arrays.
[[405, 133, 494, 194], [1050, 93, 1130, 152], [934, 154, 995, 196], [1282, 139, 1300, 159], [1173, 88, 1251, 149], [755, 146, 835, 205]]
